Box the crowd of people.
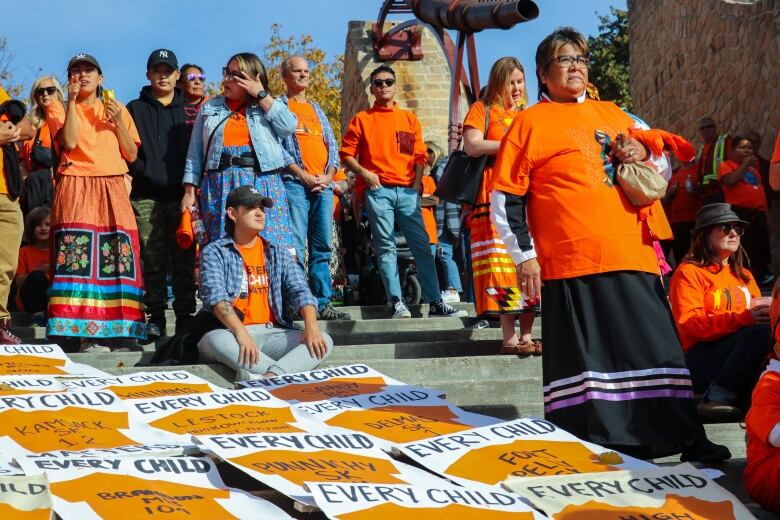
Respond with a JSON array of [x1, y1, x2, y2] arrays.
[[0, 26, 779, 511]]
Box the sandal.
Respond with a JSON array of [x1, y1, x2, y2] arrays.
[[531, 340, 543, 356], [500, 340, 536, 356]]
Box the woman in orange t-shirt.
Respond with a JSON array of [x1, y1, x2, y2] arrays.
[[462, 57, 539, 356], [490, 28, 724, 462], [670, 203, 771, 419], [718, 135, 770, 283]]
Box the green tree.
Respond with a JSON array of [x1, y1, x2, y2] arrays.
[[0, 37, 25, 98], [262, 24, 344, 141], [587, 7, 632, 111]]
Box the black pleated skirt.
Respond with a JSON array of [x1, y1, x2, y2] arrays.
[[541, 271, 703, 459]]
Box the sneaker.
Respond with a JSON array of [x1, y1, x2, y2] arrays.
[[428, 299, 468, 318], [392, 299, 412, 319], [318, 302, 351, 321], [441, 289, 461, 304], [680, 436, 731, 463], [235, 367, 266, 383], [0, 319, 21, 345], [78, 341, 111, 353], [139, 317, 165, 345]]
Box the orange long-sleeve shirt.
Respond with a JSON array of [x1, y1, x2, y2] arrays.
[[669, 261, 759, 351], [339, 102, 427, 197]]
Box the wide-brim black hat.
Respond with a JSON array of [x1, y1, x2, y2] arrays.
[[691, 203, 748, 235]]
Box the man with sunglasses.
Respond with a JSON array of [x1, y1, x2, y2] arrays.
[[278, 55, 349, 321], [127, 49, 196, 341], [341, 65, 463, 319], [697, 117, 731, 205]]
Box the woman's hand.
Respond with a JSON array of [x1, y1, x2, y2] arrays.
[[518, 257, 542, 301], [234, 71, 266, 99], [66, 78, 81, 102], [612, 135, 649, 164], [749, 303, 770, 324], [105, 99, 125, 127]]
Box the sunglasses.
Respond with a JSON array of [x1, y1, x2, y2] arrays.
[[719, 223, 745, 236], [372, 78, 396, 88], [186, 73, 206, 82], [35, 87, 57, 97], [222, 67, 243, 81]]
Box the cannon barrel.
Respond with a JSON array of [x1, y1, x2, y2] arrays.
[[412, 0, 539, 32]]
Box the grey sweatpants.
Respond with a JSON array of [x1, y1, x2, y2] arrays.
[[197, 323, 333, 376]]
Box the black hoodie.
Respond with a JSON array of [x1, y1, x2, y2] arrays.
[[127, 86, 189, 201]]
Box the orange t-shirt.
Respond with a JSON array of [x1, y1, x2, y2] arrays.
[[233, 239, 273, 325], [463, 101, 521, 142], [491, 98, 670, 280], [667, 163, 703, 223], [668, 262, 759, 351], [340, 102, 427, 197], [718, 159, 767, 211], [744, 365, 780, 513], [45, 98, 140, 176], [772, 131, 780, 165], [421, 175, 438, 245], [333, 168, 348, 221], [15, 245, 50, 311], [223, 100, 251, 147], [288, 99, 328, 175], [19, 123, 52, 171]]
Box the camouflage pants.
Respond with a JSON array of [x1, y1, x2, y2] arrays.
[[131, 198, 196, 319]]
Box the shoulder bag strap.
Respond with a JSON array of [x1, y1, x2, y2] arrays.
[[203, 110, 236, 169]]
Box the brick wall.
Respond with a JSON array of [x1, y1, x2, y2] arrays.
[[629, 0, 780, 156]]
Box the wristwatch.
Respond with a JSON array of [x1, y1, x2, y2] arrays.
[[256, 90, 268, 100]]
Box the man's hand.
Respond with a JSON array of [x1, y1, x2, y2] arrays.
[[362, 169, 381, 190], [235, 328, 260, 367], [0, 121, 20, 145], [411, 177, 422, 193], [299, 171, 319, 190], [302, 324, 328, 360], [517, 257, 542, 301]]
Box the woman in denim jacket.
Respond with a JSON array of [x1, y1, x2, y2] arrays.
[[181, 52, 297, 248]]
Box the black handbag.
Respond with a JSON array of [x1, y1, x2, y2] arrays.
[[434, 105, 490, 205]]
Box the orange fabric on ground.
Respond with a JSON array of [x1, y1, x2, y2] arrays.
[[491, 98, 668, 281], [289, 99, 328, 175], [421, 175, 438, 245], [340, 102, 427, 197], [465, 101, 524, 315], [45, 99, 139, 176], [223, 100, 251, 147], [234, 239, 273, 325], [745, 367, 780, 513], [668, 262, 759, 351], [19, 123, 52, 171], [772, 131, 780, 164], [718, 159, 767, 211], [333, 168, 348, 221], [15, 245, 50, 311], [668, 164, 703, 223]]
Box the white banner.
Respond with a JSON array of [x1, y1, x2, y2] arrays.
[[502, 463, 755, 519], [237, 364, 409, 404], [308, 481, 546, 519], [19, 456, 292, 519], [0, 345, 107, 378], [0, 390, 182, 460], [294, 385, 498, 449], [61, 371, 223, 400], [0, 376, 66, 395], [197, 431, 443, 506], [0, 474, 52, 519], [396, 417, 651, 488]]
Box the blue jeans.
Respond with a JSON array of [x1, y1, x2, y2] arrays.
[[437, 232, 462, 292], [283, 178, 333, 307], [364, 186, 440, 303]]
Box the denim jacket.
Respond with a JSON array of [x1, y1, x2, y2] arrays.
[[200, 237, 317, 328], [182, 96, 298, 186]]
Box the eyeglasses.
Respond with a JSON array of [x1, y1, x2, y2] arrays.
[[372, 78, 396, 88], [549, 55, 590, 68], [222, 68, 243, 81], [719, 223, 745, 236], [186, 73, 206, 82], [35, 87, 57, 97]]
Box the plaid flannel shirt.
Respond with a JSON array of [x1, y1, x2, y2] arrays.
[[278, 95, 340, 175], [200, 237, 317, 328]]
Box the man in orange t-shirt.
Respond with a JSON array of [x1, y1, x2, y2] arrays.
[[279, 56, 348, 321], [340, 65, 462, 319]]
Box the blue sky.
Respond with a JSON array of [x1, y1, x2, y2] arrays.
[[2, 0, 625, 104]]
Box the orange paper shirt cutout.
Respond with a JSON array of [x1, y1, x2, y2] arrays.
[[554, 494, 736, 520], [53, 473, 235, 519], [231, 449, 406, 486], [0, 408, 138, 453], [446, 440, 619, 485], [269, 377, 390, 402], [105, 382, 214, 400], [326, 405, 473, 443], [0, 355, 67, 376], [148, 404, 303, 436], [0, 503, 51, 519], [338, 502, 536, 519]]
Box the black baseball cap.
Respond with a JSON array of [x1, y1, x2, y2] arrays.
[[147, 49, 178, 70], [225, 186, 273, 209], [67, 53, 101, 73]]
